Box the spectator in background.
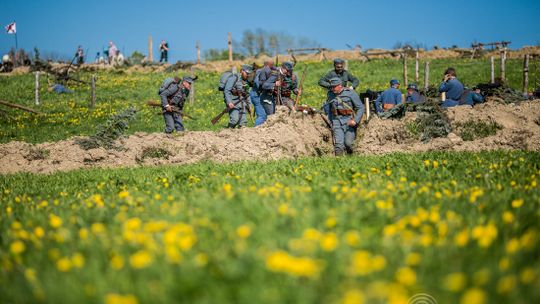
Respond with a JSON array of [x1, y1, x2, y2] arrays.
[[159, 40, 169, 63], [108, 41, 118, 64], [76, 45, 84, 65]]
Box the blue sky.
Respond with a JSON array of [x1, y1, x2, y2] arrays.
[[1, 0, 539, 62]]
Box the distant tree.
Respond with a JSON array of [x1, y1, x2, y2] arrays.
[[241, 30, 256, 56], [128, 51, 145, 65], [235, 28, 321, 57], [204, 48, 245, 61]]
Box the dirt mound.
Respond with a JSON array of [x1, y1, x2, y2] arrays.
[[357, 100, 540, 154], [0, 107, 332, 174], [1, 101, 540, 175]]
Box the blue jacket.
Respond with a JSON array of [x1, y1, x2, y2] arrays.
[[253, 66, 274, 94], [406, 91, 425, 103], [465, 92, 484, 105], [438, 78, 464, 101], [375, 87, 402, 113]]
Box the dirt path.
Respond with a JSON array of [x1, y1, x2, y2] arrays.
[[1, 101, 539, 175]]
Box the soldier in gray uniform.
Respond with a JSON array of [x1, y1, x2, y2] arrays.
[[224, 65, 253, 128], [261, 61, 298, 113], [319, 58, 360, 92], [323, 77, 365, 156], [159, 76, 193, 133]]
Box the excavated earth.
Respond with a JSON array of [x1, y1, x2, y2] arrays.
[[1, 101, 540, 175]]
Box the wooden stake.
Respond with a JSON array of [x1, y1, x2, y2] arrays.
[[403, 53, 408, 87], [189, 66, 195, 105], [490, 56, 495, 84], [500, 49, 506, 81], [523, 54, 529, 94], [91, 75, 96, 108], [148, 35, 153, 62], [441, 92, 446, 101], [35, 72, 40, 105], [196, 41, 201, 65], [344, 60, 349, 71], [228, 32, 233, 63], [424, 61, 430, 90], [415, 50, 419, 83], [364, 97, 370, 121]]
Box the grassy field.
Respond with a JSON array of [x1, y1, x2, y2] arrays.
[[1, 151, 539, 304], [0, 58, 529, 143]]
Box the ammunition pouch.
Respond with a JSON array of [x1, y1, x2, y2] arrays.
[[231, 88, 248, 97], [332, 108, 354, 116]]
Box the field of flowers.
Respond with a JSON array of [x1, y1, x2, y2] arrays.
[[0, 58, 526, 143], [1, 151, 539, 303]]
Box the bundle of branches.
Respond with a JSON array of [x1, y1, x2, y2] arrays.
[[418, 85, 440, 98], [378, 103, 406, 119], [75, 107, 137, 150], [407, 99, 452, 142]]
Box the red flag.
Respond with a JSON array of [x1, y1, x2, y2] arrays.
[[5, 22, 16, 34]]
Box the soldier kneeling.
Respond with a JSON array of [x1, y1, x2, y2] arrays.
[[323, 77, 365, 156]]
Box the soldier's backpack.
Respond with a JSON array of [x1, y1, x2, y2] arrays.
[[218, 71, 238, 91], [158, 77, 179, 95]]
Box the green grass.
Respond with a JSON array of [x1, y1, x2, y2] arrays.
[[0, 58, 529, 143], [1, 151, 539, 304]]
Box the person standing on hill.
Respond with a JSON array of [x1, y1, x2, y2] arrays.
[[438, 67, 464, 108], [159, 76, 193, 133], [375, 79, 403, 114], [223, 65, 253, 128], [108, 41, 118, 64], [319, 58, 360, 92], [323, 77, 365, 156], [159, 40, 169, 63], [262, 61, 299, 111], [251, 59, 275, 126], [75, 45, 84, 65]]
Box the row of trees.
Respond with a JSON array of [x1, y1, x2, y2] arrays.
[[204, 28, 321, 61]]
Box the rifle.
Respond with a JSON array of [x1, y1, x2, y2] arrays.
[[294, 67, 307, 107], [319, 112, 336, 152], [210, 98, 243, 125], [276, 72, 283, 106], [146, 100, 197, 120]]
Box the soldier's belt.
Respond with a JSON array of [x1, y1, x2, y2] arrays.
[[383, 104, 395, 110], [332, 109, 354, 116]]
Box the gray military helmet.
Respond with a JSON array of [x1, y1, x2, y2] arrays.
[[241, 64, 254, 73], [282, 61, 294, 72], [329, 77, 343, 87]]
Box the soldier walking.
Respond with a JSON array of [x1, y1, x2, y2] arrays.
[[251, 59, 275, 126], [319, 58, 359, 93], [224, 65, 253, 128], [323, 77, 365, 156], [261, 61, 299, 113], [159, 76, 194, 133]]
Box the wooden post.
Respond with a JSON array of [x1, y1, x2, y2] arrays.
[[424, 61, 430, 90], [500, 49, 506, 82], [403, 53, 408, 87], [441, 92, 446, 101], [228, 32, 233, 63], [148, 35, 153, 62], [91, 75, 96, 108], [490, 56, 495, 84], [34, 72, 40, 105], [415, 50, 419, 83], [523, 54, 529, 94], [344, 60, 349, 71], [364, 97, 370, 121], [189, 66, 195, 105], [196, 41, 201, 65]]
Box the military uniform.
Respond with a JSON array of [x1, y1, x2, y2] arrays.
[[318, 58, 360, 90], [251, 65, 275, 126], [439, 78, 464, 108], [159, 76, 192, 133], [323, 78, 365, 156], [261, 62, 298, 113], [406, 84, 425, 103], [224, 65, 252, 128], [375, 79, 403, 114]]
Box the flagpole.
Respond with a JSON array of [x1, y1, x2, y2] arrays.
[[15, 33, 18, 50]]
